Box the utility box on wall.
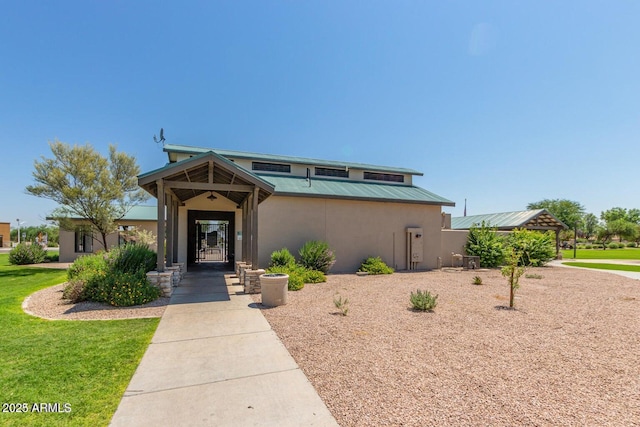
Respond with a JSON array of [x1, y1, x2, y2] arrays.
[[406, 227, 423, 269]]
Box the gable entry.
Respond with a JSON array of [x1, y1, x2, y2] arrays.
[[138, 151, 274, 271]]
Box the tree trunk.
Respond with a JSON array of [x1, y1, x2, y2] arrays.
[[100, 232, 109, 252], [509, 268, 515, 308]]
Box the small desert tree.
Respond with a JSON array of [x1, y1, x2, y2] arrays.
[[501, 247, 525, 308], [26, 140, 147, 251]]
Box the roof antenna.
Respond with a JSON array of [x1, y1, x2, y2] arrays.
[[153, 128, 166, 146]]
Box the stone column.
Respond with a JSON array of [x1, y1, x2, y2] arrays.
[[146, 271, 174, 297], [244, 269, 265, 294]]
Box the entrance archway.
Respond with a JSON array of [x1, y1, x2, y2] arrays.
[[187, 210, 235, 267]]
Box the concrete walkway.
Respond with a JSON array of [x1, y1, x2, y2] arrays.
[[110, 267, 338, 427], [549, 259, 640, 280]]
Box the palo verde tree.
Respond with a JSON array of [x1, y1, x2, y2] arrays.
[[26, 140, 148, 251]]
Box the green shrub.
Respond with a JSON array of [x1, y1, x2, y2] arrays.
[[472, 276, 483, 285], [269, 248, 296, 268], [45, 252, 59, 262], [302, 269, 326, 283], [65, 245, 159, 307], [608, 242, 620, 249], [465, 221, 505, 268], [84, 270, 160, 307], [627, 242, 638, 248], [8, 243, 47, 265], [410, 289, 438, 311], [299, 240, 336, 273], [585, 244, 593, 249], [62, 279, 87, 303], [108, 243, 156, 274], [359, 256, 394, 274], [505, 228, 556, 267], [266, 265, 305, 291], [67, 253, 108, 281]]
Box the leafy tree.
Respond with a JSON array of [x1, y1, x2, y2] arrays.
[[628, 209, 640, 224], [601, 207, 629, 223], [581, 213, 599, 240], [596, 225, 614, 249], [26, 140, 147, 251], [465, 221, 505, 268], [527, 199, 585, 230], [608, 219, 638, 242]]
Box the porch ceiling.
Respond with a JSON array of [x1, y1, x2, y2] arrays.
[[138, 151, 274, 205]]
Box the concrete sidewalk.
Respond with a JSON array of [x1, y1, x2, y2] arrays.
[[110, 267, 338, 427], [549, 259, 640, 280]]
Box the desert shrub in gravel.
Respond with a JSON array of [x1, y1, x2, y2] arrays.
[[333, 294, 349, 316], [472, 276, 483, 285], [65, 244, 159, 306], [302, 269, 326, 283], [269, 248, 296, 268], [410, 289, 438, 311], [359, 256, 394, 274], [67, 253, 108, 281], [8, 243, 47, 265], [108, 243, 156, 274], [84, 270, 160, 307], [465, 221, 505, 268], [299, 240, 336, 273], [266, 265, 305, 291], [504, 228, 556, 267]]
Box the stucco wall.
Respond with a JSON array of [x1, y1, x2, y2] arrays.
[[440, 229, 469, 267], [258, 196, 443, 272], [58, 221, 157, 263]]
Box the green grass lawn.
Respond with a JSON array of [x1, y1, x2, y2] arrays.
[[561, 248, 640, 260], [562, 262, 640, 272], [0, 254, 159, 427]]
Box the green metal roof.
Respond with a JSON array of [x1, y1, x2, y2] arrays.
[[451, 209, 567, 230], [163, 144, 423, 176], [258, 174, 455, 206], [50, 205, 158, 221], [121, 205, 158, 221]]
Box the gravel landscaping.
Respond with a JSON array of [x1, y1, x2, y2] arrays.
[[23, 283, 169, 320], [254, 266, 640, 426]]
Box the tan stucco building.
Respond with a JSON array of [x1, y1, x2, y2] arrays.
[[58, 144, 462, 271], [0, 222, 11, 248]]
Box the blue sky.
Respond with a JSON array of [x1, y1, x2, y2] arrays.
[[1, 1, 639, 228]]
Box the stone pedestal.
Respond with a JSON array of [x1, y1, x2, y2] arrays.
[[146, 271, 174, 297], [239, 263, 252, 285], [165, 266, 181, 287], [244, 269, 266, 294], [173, 262, 186, 278], [235, 261, 251, 277]]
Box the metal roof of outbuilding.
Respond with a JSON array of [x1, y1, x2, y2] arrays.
[[451, 209, 567, 230], [259, 174, 455, 206]]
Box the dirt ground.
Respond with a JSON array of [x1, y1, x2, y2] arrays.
[[255, 266, 640, 426]]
